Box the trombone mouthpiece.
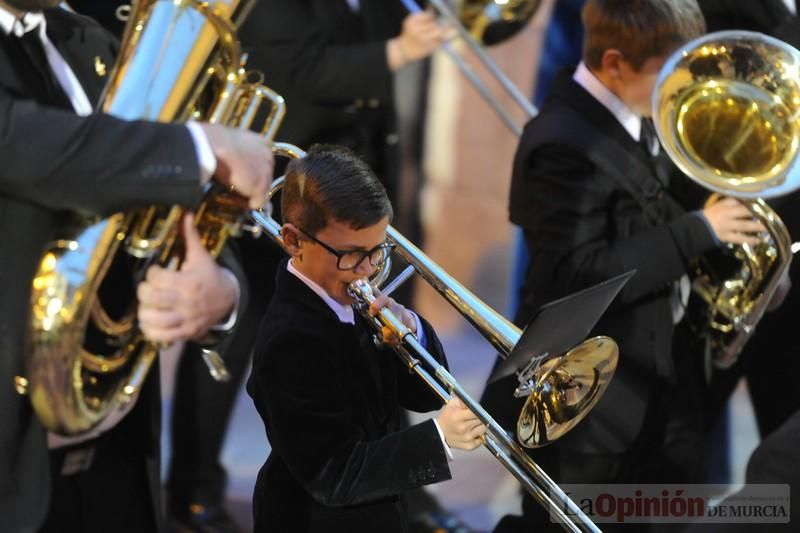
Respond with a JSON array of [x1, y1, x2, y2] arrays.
[[347, 279, 374, 302]]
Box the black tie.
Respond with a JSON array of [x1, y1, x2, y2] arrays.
[[639, 117, 657, 157], [17, 28, 72, 109]]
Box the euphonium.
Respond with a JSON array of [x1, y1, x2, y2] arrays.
[[24, 0, 283, 435], [653, 31, 800, 368]]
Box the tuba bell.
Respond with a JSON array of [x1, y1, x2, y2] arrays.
[[653, 30, 799, 368], [24, 0, 285, 435]]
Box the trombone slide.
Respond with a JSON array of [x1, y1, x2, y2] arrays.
[[348, 279, 600, 533]]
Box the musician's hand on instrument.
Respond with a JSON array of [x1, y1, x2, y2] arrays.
[[437, 397, 486, 451], [200, 123, 274, 209], [137, 214, 238, 343], [703, 197, 766, 246], [388, 11, 449, 70], [369, 289, 416, 345]]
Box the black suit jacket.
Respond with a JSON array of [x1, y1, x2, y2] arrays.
[[699, 0, 800, 47], [239, 0, 406, 182], [248, 262, 451, 533], [488, 70, 718, 454], [0, 8, 207, 532]]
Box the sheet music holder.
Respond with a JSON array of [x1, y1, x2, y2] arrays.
[[489, 270, 635, 383]]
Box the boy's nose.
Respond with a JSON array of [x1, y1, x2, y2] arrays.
[[354, 258, 376, 277]]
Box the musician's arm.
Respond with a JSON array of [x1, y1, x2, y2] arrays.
[[0, 92, 202, 214]]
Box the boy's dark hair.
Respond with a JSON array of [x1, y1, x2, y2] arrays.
[[582, 0, 706, 71], [281, 144, 393, 235]]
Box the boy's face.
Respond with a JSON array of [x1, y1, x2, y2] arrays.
[[613, 55, 668, 117], [292, 216, 391, 306]]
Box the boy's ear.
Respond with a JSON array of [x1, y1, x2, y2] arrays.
[[600, 49, 625, 79], [281, 223, 303, 257]]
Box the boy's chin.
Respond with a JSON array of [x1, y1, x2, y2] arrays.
[[335, 285, 356, 305]]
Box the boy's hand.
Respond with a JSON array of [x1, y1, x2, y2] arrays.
[[437, 397, 486, 451], [369, 289, 416, 345], [703, 196, 766, 246]]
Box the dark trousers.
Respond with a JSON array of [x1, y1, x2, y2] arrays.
[[40, 413, 158, 533]]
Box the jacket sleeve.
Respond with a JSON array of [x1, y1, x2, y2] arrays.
[[0, 91, 202, 215], [239, 0, 394, 104], [510, 143, 718, 308], [252, 328, 451, 507]]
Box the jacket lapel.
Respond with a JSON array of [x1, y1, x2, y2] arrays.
[[275, 265, 391, 423], [44, 9, 114, 107]]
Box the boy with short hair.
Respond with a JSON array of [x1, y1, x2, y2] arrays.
[[489, 0, 765, 530], [247, 145, 484, 533]]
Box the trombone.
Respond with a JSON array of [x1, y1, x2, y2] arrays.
[[400, 0, 539, 136], [249, 153, 614, 532]]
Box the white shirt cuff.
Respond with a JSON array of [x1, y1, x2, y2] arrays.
[[211, 268, 240, 331], [186, 121, 217, 184], [433, 419, 454, 462]]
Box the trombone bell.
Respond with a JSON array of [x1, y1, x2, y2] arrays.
[[516, 336, 618, 448]]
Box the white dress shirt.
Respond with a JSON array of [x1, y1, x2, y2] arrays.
[[287, 259, 453, 460], [783, 0, 797, 15], [573, 62, 655, 152]]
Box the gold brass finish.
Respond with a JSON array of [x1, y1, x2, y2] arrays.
[[459, 0, 541, 45], [654, 31, 800, 198], [402, 0, 539, 135], [517, 336, 618, 448], [25, 0, 283, 436], [653, 31, 797, 367], [691, 196, 792, 367], [14, 376, 29, 395]]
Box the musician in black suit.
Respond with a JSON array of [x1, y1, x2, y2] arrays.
[[240, 0, 445, 203], [486, 1, 767, 530], [248, 145, 485, 533], [0, 1, 272, 531]]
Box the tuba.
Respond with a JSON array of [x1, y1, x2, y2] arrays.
[[653, 30, 800, 368], [24, 0, 285, 435]]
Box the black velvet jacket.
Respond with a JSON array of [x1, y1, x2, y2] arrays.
[[248, 262, 451, 533]]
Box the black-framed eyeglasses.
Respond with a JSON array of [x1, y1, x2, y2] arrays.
[[297, 227, 395, 271]]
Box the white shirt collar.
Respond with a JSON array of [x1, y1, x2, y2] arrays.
[[783, 0, 797, 15], [573, 61, 642, 142], [287, 259, 355, 325], [0, 6, 46, 38]]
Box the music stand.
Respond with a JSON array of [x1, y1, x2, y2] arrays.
[[490, 271, 634, 382]]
